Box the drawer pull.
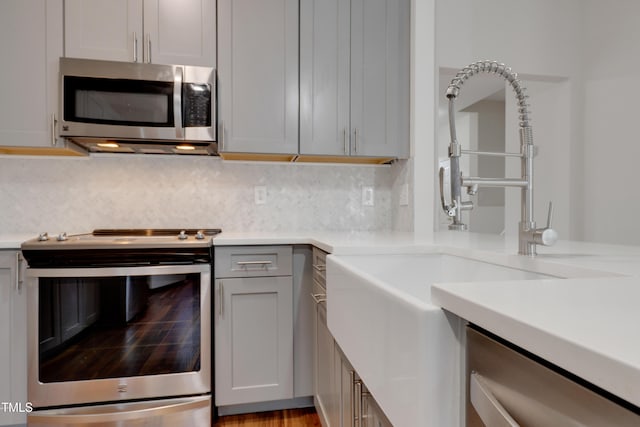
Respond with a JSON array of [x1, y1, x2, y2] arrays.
[[219, 281, 224, 316], [310, 293, 327, 304], [470, 372, 520, 427], [312, 264, 326, 272], [236, 260, 273, 266]]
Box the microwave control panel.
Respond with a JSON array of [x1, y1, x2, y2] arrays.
[[183, 83, 212, 128]]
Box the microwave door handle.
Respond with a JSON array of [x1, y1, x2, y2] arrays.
[[174, 67, 184, 139]]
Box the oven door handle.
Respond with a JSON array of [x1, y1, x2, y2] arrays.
[[174, 66, 184, 139], [28, 395, 210, 424], [26, 263, 210, 278]]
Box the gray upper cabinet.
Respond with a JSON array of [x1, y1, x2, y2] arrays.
[[64, 0, 216, 67], [300, 0, 410, 159], [299, 0, 351, 157], [217, 0, 299, 156], [0, 0, 80, 154]]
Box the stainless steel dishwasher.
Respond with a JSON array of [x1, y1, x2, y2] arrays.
[[466, 326, 640, 426]]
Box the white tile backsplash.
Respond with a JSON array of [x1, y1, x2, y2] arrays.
[[0, 155, 399, 234]]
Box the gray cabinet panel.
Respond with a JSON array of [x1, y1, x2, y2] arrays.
[[300, 0, 410, 159], [299, 0, 350, 156], [214, 276, 294, 406], [0, 0, 64, 150], [65, 0, 215, 67], [218, 0, 299, 155]]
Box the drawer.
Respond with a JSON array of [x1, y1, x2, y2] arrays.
[[312, 247, 328, 284], [215, 245, 292, 278]]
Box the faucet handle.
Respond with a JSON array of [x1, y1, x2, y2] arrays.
[[533, 202, 558, 246], [545, 201, 554, 229]]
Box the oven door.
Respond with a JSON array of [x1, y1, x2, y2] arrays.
[[26, 264, 211, 409]]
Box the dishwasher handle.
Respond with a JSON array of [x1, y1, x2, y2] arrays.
[[470, 372, 520, 427]]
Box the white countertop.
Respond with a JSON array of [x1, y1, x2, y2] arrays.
[[0, 233, 37, 249]]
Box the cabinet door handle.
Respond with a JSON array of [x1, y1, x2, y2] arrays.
[[218, 281, 224, 316], [144, 33, 152, 63], [147, 34, 152, 63], [350, 370, 357, 427], [50, 114, 57, 147], [354, 128, 359, 154], [343, 128, 348, 154], [470, 372, 520, 427], [219, 121, 225, 151], [133, 32, 138, 62], [354, 377, 363, 427], [15, 252, 23, 293]]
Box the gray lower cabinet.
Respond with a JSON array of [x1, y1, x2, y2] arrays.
[[217, 0, 299, 156], [300, 0, 410, 159], [214, 246, 295, 407], [0, 251, 27, 426], [314, 291, 340, 426]]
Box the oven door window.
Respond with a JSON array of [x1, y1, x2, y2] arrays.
[[64, 76, 174, 127], [38, 273, 200, 382]]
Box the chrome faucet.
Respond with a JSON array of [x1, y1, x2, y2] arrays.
[[439, 60, 557, 256]]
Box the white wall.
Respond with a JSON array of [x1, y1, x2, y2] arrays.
[[411, 0, 437, 237], [435, 0, 583, 241], [582, 0, 640, 245], [0, 156, 395, 234]]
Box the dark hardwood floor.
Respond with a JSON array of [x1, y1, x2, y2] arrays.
[[215, 409, 321, 427]]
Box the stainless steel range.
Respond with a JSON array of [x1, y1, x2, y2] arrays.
[[21, 229, 220, 426]]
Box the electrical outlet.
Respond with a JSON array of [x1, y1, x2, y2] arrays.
[[399, 183, 409, 206], [362, 186, 374, 206], [254, 186, 267, 205]]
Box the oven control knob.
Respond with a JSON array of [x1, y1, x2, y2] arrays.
[[57, 232, 68, 242], [178, 230, 188, 240], [195, 230, 205, 240], [38, 232, 49, 241]]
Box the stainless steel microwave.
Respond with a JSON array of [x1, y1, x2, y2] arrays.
[[59, 57, 217, 155]]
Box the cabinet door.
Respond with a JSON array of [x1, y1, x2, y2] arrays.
[[65, 0, 143, 62], [350, 0, 410, 158], [143, 0, 215, 67], [0, 252, 27, 426], [315, 300, 340, 426], [215, 276, 293, 406], [339, 347, 355, 427], [217, 0, 299, 155], [0, 0, 63, 149], [299, 0, 350, 156]]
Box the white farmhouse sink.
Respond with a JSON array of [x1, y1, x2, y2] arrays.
[[326, 252, 555, 427]]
